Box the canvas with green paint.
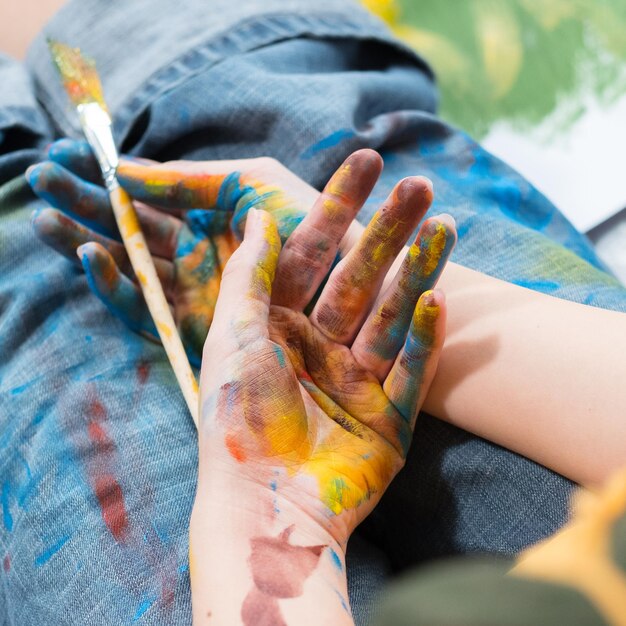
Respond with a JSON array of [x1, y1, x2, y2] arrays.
[[364, 0, 626, 233]]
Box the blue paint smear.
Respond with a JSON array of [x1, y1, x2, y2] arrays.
[[273, 345, 286, 369], [301, 129, 355, 159], [152, 521, 170, 545], [330, 548, 343, 572], [513, 279, 561, 293], [11, 374, 44, 396], [35, 534, 71, 567], [1, 482, 13, 532], [335, 589, 350, 613], [133, 593, 158, 622]]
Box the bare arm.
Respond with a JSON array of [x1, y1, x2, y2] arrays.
[[426, 262, 626, 487]]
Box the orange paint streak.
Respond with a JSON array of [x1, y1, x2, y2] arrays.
[[225, 433, 247, 463]]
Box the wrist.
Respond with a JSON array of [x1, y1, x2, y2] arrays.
[[190, 477, 353, 625]]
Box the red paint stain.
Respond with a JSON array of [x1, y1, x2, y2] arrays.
[[242, 588, 286, 626], [137, 361, 150, 385], [3, 554, 10, 573], [90, 399, 106, 420], [94, 474, 129, 542], [242, 526, 326, 626], [225, 433, 246, 463], [87, 420, 115, 455]]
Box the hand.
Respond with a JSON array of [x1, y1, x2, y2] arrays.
[[26, 140, 379, 365], [190, 160, 456, 623]]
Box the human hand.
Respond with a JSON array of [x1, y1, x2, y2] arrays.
[[189, 157, 455, 623], [26, 140, 378, 365]]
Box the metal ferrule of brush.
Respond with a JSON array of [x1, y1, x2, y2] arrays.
[[77, 102, 120, 191]]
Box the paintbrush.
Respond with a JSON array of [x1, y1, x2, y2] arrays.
[[48, 40, 199, 427]]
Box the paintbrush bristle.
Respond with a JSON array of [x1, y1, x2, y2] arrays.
[[48, 39, 108, 111]]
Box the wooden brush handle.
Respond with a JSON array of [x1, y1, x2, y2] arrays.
[[109, 184, 200, 427]]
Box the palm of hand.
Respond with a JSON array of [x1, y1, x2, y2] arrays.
[[208, 306, 408, 537]]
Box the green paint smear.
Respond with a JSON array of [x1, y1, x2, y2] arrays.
[[395, 0, 626, 138]]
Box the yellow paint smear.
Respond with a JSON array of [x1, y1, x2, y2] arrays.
[[514, 468, 626, 626], [157, 321, 173, 339]]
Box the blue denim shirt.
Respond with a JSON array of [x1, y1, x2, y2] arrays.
[[1, 1, 625, 624]]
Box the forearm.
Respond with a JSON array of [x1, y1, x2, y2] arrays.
[[425, 262, 626, 486], [189, 460, 354, 625]]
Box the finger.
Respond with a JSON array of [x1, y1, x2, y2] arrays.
[[174, 226, 223, 363], [77, 242, 159, 340], [32, 208, 175, 295], [311, 176, 434, 345], [47, 139, 103, 184], [27, 162, 183, 258], [383, 289, 446, 434], [26, 161, 116, 237], [272, 149, 383, 311], [352, 214, 456, 380], [117, 160, 232, 210], [205, 209, 281, 351], [133, 202, 182, 259]]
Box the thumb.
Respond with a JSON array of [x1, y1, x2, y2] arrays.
[[204, 208, 281, 353]]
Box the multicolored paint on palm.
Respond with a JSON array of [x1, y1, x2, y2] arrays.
[[197, 168, 447, 534], [211, 297, 441, 529]]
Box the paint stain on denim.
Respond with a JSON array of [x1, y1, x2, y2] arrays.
[[301, 129, 356, 159], [35, 534, 71, 567], [86, 398, 129, 542]]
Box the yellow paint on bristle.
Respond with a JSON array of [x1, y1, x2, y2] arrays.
[[48, 40, 107, 110]]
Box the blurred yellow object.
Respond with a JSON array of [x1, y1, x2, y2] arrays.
[[392, 25, 473, 94], [515, 468, 626, 626], [473, 1, 523, 99], [360, 0, 400, 25]]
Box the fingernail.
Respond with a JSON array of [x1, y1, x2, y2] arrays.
[[245, 208, 259, 238], [25, 164, 41, 186], [30, 208, 42, 224]]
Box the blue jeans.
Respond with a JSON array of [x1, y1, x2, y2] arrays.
[[2, 1, 626, 624]]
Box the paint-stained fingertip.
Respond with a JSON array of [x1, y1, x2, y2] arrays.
[[395, 175, 434, 208], [413, 289, 445, 346], [427, 212, 456, 232], [420, 213, 458, 249], [30, 207, 54, 234], [47, 138, 89, 159], [75, 242, 91, 262], [343, 148, 384, 172], [244, 206, 261, 238], [24, 163, 46, 189]]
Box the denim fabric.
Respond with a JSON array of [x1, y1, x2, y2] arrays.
[[2, 1, 626, 625]]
